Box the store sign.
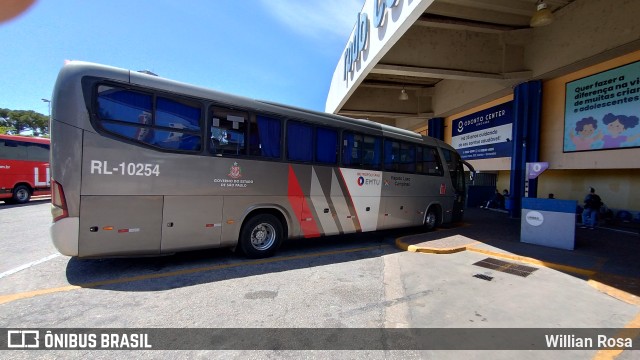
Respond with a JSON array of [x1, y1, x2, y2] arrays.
[[451, 102, 514, 160], [563, 60, 640, 152], [527, 162, 549, 180], [343, 0, 401, 80]]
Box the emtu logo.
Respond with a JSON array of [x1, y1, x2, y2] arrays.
[[357, 176, 365, 186]]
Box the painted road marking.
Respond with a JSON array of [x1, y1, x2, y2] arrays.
[[0, 245, 387, 305], [0, 253, 60, 280]]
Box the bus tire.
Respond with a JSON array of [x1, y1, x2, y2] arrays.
[[239, 214, 283, 258], [12, 185, 31, 204], [424, 206, 440, 231]]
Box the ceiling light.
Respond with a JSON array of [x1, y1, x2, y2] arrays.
[[399, 87, 409, 101], [530, 0, 554, 27]]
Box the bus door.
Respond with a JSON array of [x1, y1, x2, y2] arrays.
[[161, 196, 223, 252], [450, 158, 468, 223]]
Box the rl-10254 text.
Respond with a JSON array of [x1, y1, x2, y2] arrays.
[[90, 160, 160, 177]]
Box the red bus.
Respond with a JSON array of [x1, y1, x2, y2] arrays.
[[0, 134, 51, 204]]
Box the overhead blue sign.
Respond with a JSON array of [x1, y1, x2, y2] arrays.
[[451, 101, 513, 160]]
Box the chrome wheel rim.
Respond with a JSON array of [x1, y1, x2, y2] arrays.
[[250, 223, 276, 251]]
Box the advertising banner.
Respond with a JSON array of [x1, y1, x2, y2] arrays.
[[451, 102, 513, 160], [564, 60, 640, 152]]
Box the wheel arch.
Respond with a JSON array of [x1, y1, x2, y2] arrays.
[[13, 182, 34, 193], [240, 205, 291, 241]]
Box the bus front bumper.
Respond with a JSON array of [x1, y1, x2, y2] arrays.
[[50, 217, 79, 256]]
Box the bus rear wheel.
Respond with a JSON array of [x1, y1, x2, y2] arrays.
[[239, 214, 283, 258], [12, 185, 31, 204]]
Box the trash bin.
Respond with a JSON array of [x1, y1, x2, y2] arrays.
[[521, 198, 577, 250]]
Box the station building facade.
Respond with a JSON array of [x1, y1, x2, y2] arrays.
[[326, 0, 640, 216]]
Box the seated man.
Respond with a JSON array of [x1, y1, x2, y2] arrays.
[[484, 189, 504, 209]]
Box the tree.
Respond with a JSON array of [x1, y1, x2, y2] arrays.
[[0, 108, 49, 136]]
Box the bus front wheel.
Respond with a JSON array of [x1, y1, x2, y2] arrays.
[[12, 185, 31, 204], [239, 214, 283, 258], [424, 207, 440, 231]]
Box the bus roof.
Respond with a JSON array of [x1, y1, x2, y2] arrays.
[[0, 134, 50, 144]]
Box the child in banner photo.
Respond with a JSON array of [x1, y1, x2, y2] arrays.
[[600, 113, 640, 149], [569, 116, 602, 150]]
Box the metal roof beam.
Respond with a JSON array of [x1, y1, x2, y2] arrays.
[[372, 64, 531, 81]]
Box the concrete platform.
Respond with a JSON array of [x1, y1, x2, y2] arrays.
[[395, 207, 640, 306]]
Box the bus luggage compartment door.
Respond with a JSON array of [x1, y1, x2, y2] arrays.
[[78, 196, 163, 257], [161, 196, 223, 252]]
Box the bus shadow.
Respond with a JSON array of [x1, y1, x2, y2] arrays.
[[64, 228, 418, 292]]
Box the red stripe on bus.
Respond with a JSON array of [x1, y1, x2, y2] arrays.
[[287, 165, 321, 238]]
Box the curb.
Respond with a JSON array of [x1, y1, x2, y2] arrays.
[[394, 236, 640, 306], [395, 237, 476, 254]]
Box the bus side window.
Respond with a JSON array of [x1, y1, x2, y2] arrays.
[[249, 115, 281, 159], [209, 107, 247, 156], [27, 143, 50, 162], [153, 97, 202, 151], [97, 86, 156, 145], [419, 146, 443, 176], [315, 127, 337, 165], [97, 86, 153, 125], [362, 135, 381, 170], [342, 132, 357, 166], [286, 121, 313, 162], [343, 132, 381, 170], [399, 142, 416, 173], [1, 139, 28, 160], [384, 139, 399, 172]]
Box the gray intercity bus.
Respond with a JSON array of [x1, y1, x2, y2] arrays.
[[50, 61, 466, 258]]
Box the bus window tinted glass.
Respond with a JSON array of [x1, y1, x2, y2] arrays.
[[343, 132, 381, 169], [0, 140, 28, 160], [418, 146, 443, 176], [210, 107, 247, 156], [398, 143, 416, 173], [27, 143, 50, 161], [97, 86, 152, 124], [249, 115, 281, 158], [152, 129, 201, 151], [287, 121, 313, 162], [362, 135, 381, 169], [316, 127, 337, 164], [384, 140, 400, 172], [442, 149, 464, 190], [156, 97, 201, 131], [102, 123, 154, 143]]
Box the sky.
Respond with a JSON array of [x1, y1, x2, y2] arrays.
[[0, 0, 363, 116]]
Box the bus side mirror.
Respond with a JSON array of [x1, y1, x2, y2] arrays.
[[462, 160, 475, 182]]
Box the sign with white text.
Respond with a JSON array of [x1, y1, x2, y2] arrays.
[[564, 60, 640, 152], [451, 102, 513, 160]]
